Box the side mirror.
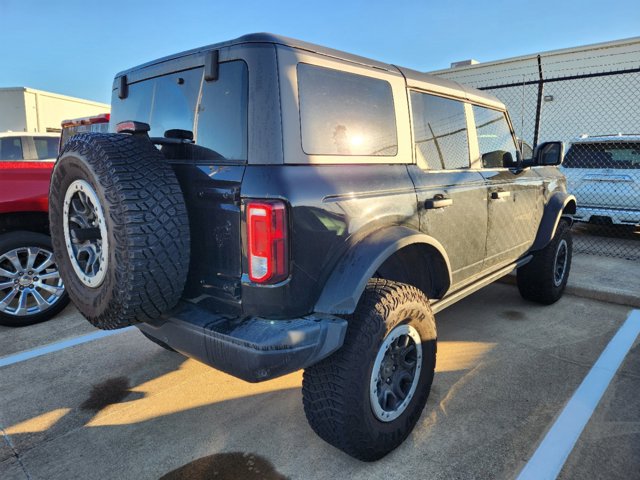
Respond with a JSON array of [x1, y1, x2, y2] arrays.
[[533, 141, 564, 166]]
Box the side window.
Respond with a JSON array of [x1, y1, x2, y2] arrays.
[[34, 137, 59, 160], [297, 63, 398, 156], [472, 105, 518, 168], [518, 139, 533, 159], [410, 92, 469, 170], [0, 137, 24, 161]]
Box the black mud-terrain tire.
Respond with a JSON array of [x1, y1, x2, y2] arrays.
[[50, 133, 190, 330], [517, 219, 572, 305], [0, 231, 70, 327], [302, 279, 437, 461], [140, 330, 177, 353]]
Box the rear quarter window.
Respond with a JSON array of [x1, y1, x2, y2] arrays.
[[297, 64, 398, 156]]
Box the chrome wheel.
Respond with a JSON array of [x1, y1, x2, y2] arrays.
[[370, 324, 423, 422], [0, 246, 65, 317], [63, 180, 109, 288], [553, 239, 568, 287]]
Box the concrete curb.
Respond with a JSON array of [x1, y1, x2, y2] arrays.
[[499, 274, 640, 309]]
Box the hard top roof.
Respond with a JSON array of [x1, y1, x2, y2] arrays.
[[115, 33, 503, 109]]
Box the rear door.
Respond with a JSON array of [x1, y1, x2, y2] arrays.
[[408, 91, 487, 286], [470, 105, 544, 270], [110, 59, 249, 308]]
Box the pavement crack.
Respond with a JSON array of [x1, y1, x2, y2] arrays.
[[1, 426, 31, 480]]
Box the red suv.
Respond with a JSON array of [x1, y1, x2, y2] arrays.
[[0, 115, 109, 326], [0, 139, 69, 326]]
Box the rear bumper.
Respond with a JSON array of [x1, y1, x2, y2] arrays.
[[137, 301, 347, 382], [574, 206, 640, 225]]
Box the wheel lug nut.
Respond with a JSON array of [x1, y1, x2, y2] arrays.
[[386, 378, 391, 384], [28, 270, 33, 275], [33, 277, 39, 281]]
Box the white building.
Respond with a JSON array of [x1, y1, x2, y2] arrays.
[[0, 87, 110, 134], [430, 37, 640, 146]]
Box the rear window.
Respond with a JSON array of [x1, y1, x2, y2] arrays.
[[297, 64, 398, 156], [0, 137, 23, 161], [110, 61, 248, 162], [564, 142, 640, 169], [33, 137, 59, 160]]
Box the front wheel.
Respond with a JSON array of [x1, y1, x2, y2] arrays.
[[302, 279, 437, 461], [517, 220, 573, 304]]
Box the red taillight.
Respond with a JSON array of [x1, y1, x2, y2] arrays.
[[247, 201, 288, 284]]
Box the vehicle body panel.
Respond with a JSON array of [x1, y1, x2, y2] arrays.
[[314, 225, 451, 314], [240, 164, 419, 318], [0, 162, 52, 214], [408, 167, 488, 284], [480, 168, 545, 268]]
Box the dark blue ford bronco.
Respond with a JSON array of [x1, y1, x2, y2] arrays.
[[50, 33, 576, 461]]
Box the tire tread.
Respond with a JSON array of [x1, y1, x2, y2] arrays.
[[50, 133, 190, 329]]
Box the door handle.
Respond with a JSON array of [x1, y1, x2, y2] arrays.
[[491, 190, 511, 200], [425, 195, 453, 209]]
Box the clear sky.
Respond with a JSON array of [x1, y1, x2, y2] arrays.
[[1, 0, 638, 104]]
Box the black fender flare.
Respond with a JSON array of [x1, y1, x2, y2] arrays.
[[314, 226, 452, 315], [530, 192, 577, 251]]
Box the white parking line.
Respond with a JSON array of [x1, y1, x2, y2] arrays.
[[0, 327, 134, 368], [517, 309, 640, 480]]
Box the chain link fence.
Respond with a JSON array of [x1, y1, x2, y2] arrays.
[[464, 51, 640, 260]]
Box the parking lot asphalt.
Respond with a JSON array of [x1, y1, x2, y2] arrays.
[[1, 283, 638, 480]]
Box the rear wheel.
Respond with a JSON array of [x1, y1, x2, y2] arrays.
[[50, 133, 190, 330], [302, 279, 437, 461], [0, 231, 69, 327], [517, 220, 573, 304]]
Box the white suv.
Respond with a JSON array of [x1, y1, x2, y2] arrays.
[[562, 135, 640, 226]]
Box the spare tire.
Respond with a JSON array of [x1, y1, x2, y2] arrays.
[[50, 133, 190, 330]]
